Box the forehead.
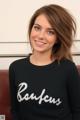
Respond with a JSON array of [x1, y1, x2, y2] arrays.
[[34, 14, 52, 28]]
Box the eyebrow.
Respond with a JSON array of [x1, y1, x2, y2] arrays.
[[34, 23, 55, 31]]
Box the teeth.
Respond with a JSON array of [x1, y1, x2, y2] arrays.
[[36, 41, 46, 45]]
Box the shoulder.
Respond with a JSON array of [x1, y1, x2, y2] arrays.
[[60, 59, 79, 76], [9, 55, 29, 70], [59, 59, 78, 73], [60, 59, 77, 68]]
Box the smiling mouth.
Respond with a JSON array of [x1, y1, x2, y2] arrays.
[[35, 40, 47, 46]]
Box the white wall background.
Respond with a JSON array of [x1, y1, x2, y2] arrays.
[[0, 0, 80, 42], [0, 0, 80, 69]]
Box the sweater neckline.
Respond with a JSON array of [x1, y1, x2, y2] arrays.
[[26, 54, 58, 70]]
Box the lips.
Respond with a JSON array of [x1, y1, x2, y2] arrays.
[[35, 40, 46, 46]]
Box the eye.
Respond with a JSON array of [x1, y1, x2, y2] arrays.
[[33, 25, 40, 31], [47, 30, 55, 35]]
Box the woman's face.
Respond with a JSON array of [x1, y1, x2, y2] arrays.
[[30, 14, 57, 54]]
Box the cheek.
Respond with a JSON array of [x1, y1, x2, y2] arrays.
[[30, 31, 35, 41], [30, 29, 37, 38], [48, 36, 57, 45]]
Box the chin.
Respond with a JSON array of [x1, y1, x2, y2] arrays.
[[34, 49, 45, 53], [34, 49, 49, 54]]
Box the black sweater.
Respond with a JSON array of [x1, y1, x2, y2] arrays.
[[9, 56, 80, 120]]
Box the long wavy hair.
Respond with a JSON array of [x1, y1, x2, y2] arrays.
[[28, 4, 76, 61]]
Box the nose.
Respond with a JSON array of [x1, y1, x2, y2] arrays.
[[38, 30, 45, 40]]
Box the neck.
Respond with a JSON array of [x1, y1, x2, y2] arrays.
[[30, 51, 54, 66]]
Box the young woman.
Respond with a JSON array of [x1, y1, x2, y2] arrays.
[[9, 4, 80, 120]]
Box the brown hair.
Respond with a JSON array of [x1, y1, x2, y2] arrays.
[[28, 4, 76, 61]]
